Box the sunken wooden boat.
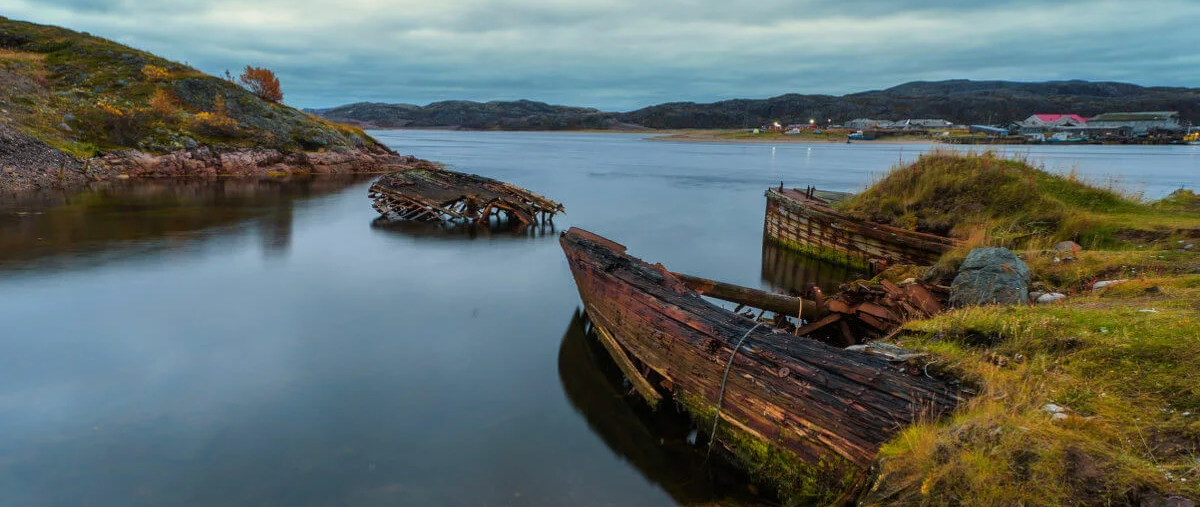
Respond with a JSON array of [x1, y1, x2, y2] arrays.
[[560, 228, 961, 498], [369, 168, 563, 226], [765, 186, 959, 270]]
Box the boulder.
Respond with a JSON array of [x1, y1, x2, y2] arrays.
[[1037, 292, 1067, 304], [1054, 240, 1082, 255], [949, 247, 1032, 306]]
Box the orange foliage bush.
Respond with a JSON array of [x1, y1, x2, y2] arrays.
[[238, 66, 283, 103], [141, 64, 170, 82], [148, 88, 180, 119]]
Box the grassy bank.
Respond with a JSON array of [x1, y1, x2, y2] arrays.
[[870, 275, 1199, 506], [846, 152, 1199, 506]]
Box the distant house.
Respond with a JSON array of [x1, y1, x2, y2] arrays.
[[785, 124, 817, 131], [845, 118, 893, 129], [897, 119, 953, 129], [1021, 114, 1089, 128], [1088, 111, 1182, 134]]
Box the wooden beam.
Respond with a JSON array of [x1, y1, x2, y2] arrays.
[[671, 272, 827, 319], [588, 311, 663, 407]]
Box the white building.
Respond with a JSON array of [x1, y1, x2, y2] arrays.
[[1087, 112, 1182, 134], [896, 119, 953, 129], [844, 118, 894, 129]]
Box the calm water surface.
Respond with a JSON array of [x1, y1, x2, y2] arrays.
[[1, 132, 1196, 507]]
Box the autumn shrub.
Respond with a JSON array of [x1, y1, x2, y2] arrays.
[[238, 65, 282, 103], [93, 98, 148, 145], [191, 95, 238, 137], [141, 64, 170, 82], [148, 87, 180, 122]]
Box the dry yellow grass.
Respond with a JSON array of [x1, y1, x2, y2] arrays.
[[0, 48, 43, 63], [865, 273, 1200, 506]]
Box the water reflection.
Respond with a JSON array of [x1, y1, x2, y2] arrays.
[[556, 310, 770, 507], [370, 217, 557, 241], [760, 240, 859, 295], [0, 177, 372, 272]]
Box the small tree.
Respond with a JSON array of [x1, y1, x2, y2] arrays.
[[238, 66, 283, 103], [148, 88, 180, 120]]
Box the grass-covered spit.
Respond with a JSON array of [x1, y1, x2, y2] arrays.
[[845, 152, 1199, 506]]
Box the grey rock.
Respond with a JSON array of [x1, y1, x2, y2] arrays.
[[1164, 496, 1194, 507], [56, 123, 71, 132], [1053, 240, 1082, 254], [1093, 279, 1129, 290], [1037, 292, 1067, 304], [1142, 493, 1196, 507], [62, 113, 76, 123], [1041, 403, 1069, 421], [183, 137, 198, 150], [949, 248, 1032, 306]]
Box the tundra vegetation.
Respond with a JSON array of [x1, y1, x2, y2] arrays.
[[837, 152, 1199, 506], [0, 16, 373, 159]]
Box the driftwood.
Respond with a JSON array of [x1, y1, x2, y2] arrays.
[[764, 186, 959, 270], [560, 228, 961, 473], [369, 168, 563, 226]]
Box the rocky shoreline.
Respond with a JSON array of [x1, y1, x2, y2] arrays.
[[1, 123, 434, 193]]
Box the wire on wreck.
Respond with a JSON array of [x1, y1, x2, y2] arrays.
[[707, 321, 767, 459]]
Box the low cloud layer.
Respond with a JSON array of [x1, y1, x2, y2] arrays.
[[5, 0, 1197, 109]]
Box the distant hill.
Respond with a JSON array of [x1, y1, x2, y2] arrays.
[[314, 80, 1200, 130], [0, 16, 419, 191], [311, 100, 645, 130]]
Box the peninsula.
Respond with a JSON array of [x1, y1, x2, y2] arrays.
[[0, 16, 432, 192]]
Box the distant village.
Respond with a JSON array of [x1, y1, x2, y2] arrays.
[[764, 111, 1198, 144]]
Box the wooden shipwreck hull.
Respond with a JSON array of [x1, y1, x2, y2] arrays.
[[369, 168, 563, 226], [559, 228, 960, 482], [764, 186, 958, 270]]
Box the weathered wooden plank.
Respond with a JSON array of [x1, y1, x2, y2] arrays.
[[795, 313, 842, 336], [589, 316, 664, 407]]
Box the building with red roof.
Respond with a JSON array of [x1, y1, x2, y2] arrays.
[[1022, 114, 1089, 127]]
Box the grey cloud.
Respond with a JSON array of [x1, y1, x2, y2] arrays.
[[5, 0, 1196, 109]]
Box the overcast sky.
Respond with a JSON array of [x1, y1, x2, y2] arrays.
[[4, 0, 1198, 110]]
